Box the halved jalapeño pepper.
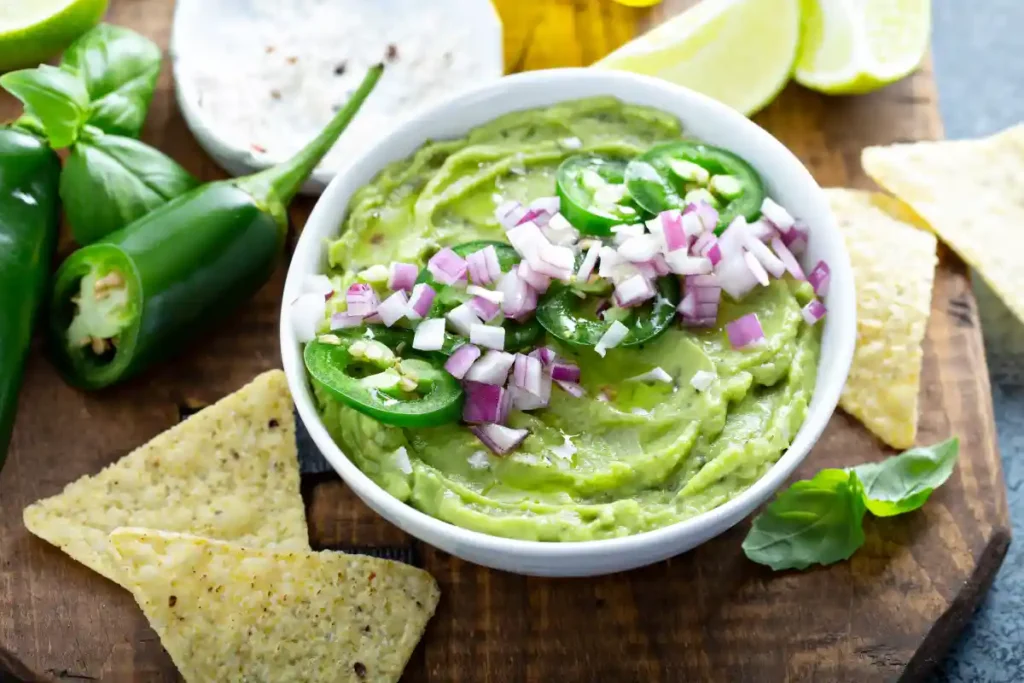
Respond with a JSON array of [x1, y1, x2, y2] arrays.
[[536, 276, 680, 349], [624, 141, 765, 232], [556, 154, 645, 236], [329, 324, 464, 360], [416, 240, 543, 351], [304, 336, 462, 428]]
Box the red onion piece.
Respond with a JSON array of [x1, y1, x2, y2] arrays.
[[509, 384, 548, 411], [666, 251, 713, 276], [770, 235, 806, 280], [618, 234, 661, 263], [506, 220, 546, 257], [555, 380, 586, 398], [471, 423, 529, 455], [303, 274, 334, 299], [516, 207, 549, 227], [518, 260, 552, 293], [760, 197, 795, 231], [807, 260, 830, 297], [470, 323, 505, 350], [484, 245, 503, 281], [690, 370, 717, 391], [406, 283, 436, 320], [543, 213, 579, 246], [465, 350, 516, 385], [495, 200, 526, 229], [780, 221, 809, 255], [549, 360, 581, 383], [413, 318, 446, 351], [469, 296, 501, 322], [466, 249, 491, 285], [802, 298, 827, 325], [716, 254, 760, 301], [684, 200, 719, 232], [499, 270, 533, 319], [743, 231, 786, 278], [428, 248, 469, 286], [388, 262, 418, 292], [446, 302, 481, 336], [613, 274, 656, 307], [650, 254, 671, 276], [576, 245, 600, 283], [377, 290, 409, 327], [444, 343, 481, 378], [595, 320, 629, 357], [726, 313, 765, 349], [533, 346, 557, 366], [345, 283, 379, 317], [530, 196, 561, 216], [330, 311, 364, 329], [747, 219, 776, 243], [462, 382, 509, 424], [627, 367, 673, 383], [513, 353, 544, 396], [291, 292, 327, 342], [743, 250, 770, 286], [661, 210, 688, 252], [717, 217, 749, 260]]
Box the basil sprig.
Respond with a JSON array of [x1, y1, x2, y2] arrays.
[[0, 65, 91, 149], [743, 437, 959, 571]]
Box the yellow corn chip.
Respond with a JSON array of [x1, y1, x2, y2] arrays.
[[109, 528, 439, 683], [827, 189, 938, 449], [862, 124, 1024, 325], [24, 371, 309, 585]]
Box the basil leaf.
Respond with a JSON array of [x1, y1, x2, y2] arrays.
[[60, 24, 162, 138], [0, 65, 90, 148], [742, 469, 866, 571], [61, 131, 199, 245], [851, 437, 959, 517]]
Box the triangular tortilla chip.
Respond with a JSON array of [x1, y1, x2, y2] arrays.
[[827, 189, 937, 449], [24, 370, 309, 585], [862, 124, 1024, 325], [109, 528, 439, 683]]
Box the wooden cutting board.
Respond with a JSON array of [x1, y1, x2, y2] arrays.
[[0, 1, 1010, 681]]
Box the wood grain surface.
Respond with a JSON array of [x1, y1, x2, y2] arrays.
[[0, 1, 1010, 681]]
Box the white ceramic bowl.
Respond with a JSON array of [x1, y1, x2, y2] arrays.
[[281, 69, 856, 577]]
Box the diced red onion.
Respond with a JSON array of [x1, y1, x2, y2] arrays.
[[743, 250, 770, 286], [610, 223, 645, 245], [516, 207, 550, 227], [530, 196, 561, 216], [666, 251, 713, 276], [406, 283, 436, 320], [618, 234, 662, 263], [377, 290, 409, 327], [303, 274, 334, 299], [802, 298, 827, 325], [531, 346, 557, 366], [555, 380, 586, 398], [466, 285, 503, 304], [499, 270, 534, 319], [613, 274, 656, 308], [595, 320, 629, 357], [469, 296, 501, 322], [543, 213, 579, 246], [446, 302, 481, 336], [428, 248, 469, 286], [761, 197, 795, 231], [807, 260, 830, 297], [463, 383, 509, 424], [780, 221, 809, 255], [681, 211, 704, 242], [515, 286, 539, 321], [290, 292, 327, 343], [484, 245, 503, 281], [413, 318, 446, 351], [346, 283, 379, 317], [684, 200, 719, 232], [445, 343, 481, 378], [576, 245, 599, 283], [509, 384, 549, 410], [743, 232, 786, 278], [660, 210, 688, 252], [627, 367, 673, 383], [513, 353, 544, 397], [747, 219, 776, 242], [466, 249, 492, 285], [770, 235, 806, 280], [677, 291, 696, 317], [388, 262, 418, 292], [716, 254, 760, 301], [549, 360, 581, 383], [717, 216, 749, 260], [691, 231, 722, 267], [330, 311, 364, 329], [726, 313, 765, 349], [506, 221, 546, 257], [533, 244, 575, 280], [471, 423, 529, 455], [495, 200, 526, 229], [650, 254, 671, 276], [518, 261, 552, 293], [364, 312, 382, 324], [465, 350, 515, 385], [632, 261, 658, 281], [598, 245, 626, 277], [470, 323, 505, 350]]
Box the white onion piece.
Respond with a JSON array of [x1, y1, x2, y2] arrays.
[[595, 320, 629, 357], [471, 423, 529, 455], [463, 383, 509, 424], [465, 350, 516, 385], [770, 235, 806, 280], [518, 261, 552, 293], [330, 312, 364, 329], [446, 302, 481, 336], [483, 245, 503, 281], [531, 196, 561, 215], [388, 262, 418, 292], [613, 274, 656, 308], [303, 274, 334, 299], [726, 313, 765, 349], [761, 197, 795, 231], [290, 292, 327, 343], [598, 245, 626, 277], [576, 245, 600, 282], [627, 367, 673, 384], [610, 223, 645, 245], [743, 250, 771, 286], [412, 318, 446, 351], [346, 283, 379, 316], [444, 343, 481, 378], [377, 291, 409, 327], [690, 370, 717, 392], [807, 261, 831, 296], [469, 296, 501, 322], [618, 234, 661, 263], [802, 299, 827, 325], [470, 323, 505, 350], [716, 254, 760, 301], [666, 251, 713, 276], [555, 380, 586, 398], [544, 213, 579, 246], [467, 285, 504, 304], [743, 232, 786, 278]]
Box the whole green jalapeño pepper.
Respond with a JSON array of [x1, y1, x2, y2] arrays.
[[0, 126, 61, 468], [49, 65, 384, 390], [304, 336, 463, 428], [624, 141, 766, 232], [556, 154, 645, 236]]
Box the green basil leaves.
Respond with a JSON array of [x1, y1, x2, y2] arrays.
[[0, 65, 91, 149], [61, 129, 198, 244], [60, 24, 162, 138], [743, 437, 959, 571]]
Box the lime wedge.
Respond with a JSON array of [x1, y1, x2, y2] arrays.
[[594, 0, 800, 116], [795, 0, 931, 95], [0, 0, 108, 72]]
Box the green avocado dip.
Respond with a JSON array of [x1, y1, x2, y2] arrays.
[[298, 97, 825, 542]]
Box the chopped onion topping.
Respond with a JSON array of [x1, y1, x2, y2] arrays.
[[692, 231, 723, 266], [290, 292, 327, 342], [531, 196, 561, 215], [544, 213, 580, 246], [684, 200, 719, 232], [412, 318, 446, 351], [613, 274, 656, 308], [627, 367, 673, 384], [444, 343, 481, 379], [780, 221, 809, 255], [495, 200, 526, 229], [618, 234, 662, 263], [388, 262, 418, 292], [533, 346, 557, 366], [716, 254, 760, 301], [770, 235, 806, 280], [506, 220, 546, 256], [467, 450, 491, 469], [802, 298, 827, 325], [346, 283, 379, 317], [726, 313, 765, 349], [406, 283, 436, 320], [807, 260, 831, 297], [377, 290, 409, 327], [534, 244, 575, 280], [517, 207, 550, 228], [743, 250, 771, 286], [656, 210, 685, 253], [555, 380, 586, 398], [518, 261, 552, 293], [446, 302, 481, 336], [465, 350, 516, 385], [513, 353, 544, 397], [743, 231, 786, 278], [576, 245, 600, 283], [463, 383, 509, 424], [466, 285, 504, 304], [392, 447, 413, 474], [470, 323, 505, 350], [746, 218, 776, 242], [761, 197, 795, 231], [595, 320, 629, 357], [303, 274, 334, 299], [471, 423, 529, 455], [469, 296, 502, 322], [666, 251, 713, 276], [466, 248, 494, 285], [549, 360, 581, 383], [330, 311, 364, 329], [690, 370, 717, 392], [498, 270, 535, 319], [717, 216, 749, 260], [427, 248, 468, 285], [610, 223, 645, 245]]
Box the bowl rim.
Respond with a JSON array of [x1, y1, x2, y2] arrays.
[[281, 67, 856, 560]]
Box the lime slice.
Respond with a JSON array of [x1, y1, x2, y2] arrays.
[[0, 0, 108, 72], [795, 0, 931, 95], [594, 0, 800, 116]]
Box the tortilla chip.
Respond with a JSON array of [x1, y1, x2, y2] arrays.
[[109, 528, 439, 683], [862, 124, 1024, 325], [827, 189, 938, 449], [24, 371, 309, 585]]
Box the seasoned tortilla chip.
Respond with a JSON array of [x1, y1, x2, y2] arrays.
[[862, 124, 1024, 325], [827, 189, 937, 449], [109, 528, 439, 683], [23, 371, 308, 585]]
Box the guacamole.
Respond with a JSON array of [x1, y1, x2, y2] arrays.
[[312, 97, 821, 541]]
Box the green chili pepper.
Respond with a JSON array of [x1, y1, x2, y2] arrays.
[[305, 337, 463, 428], [416, 240, 543, 351], [48, 64, 384, 390], [536, 276, 680, 350], [624, 141, 766, 232], [0, 126, 61, 468], [556, 154, 645, 235]]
